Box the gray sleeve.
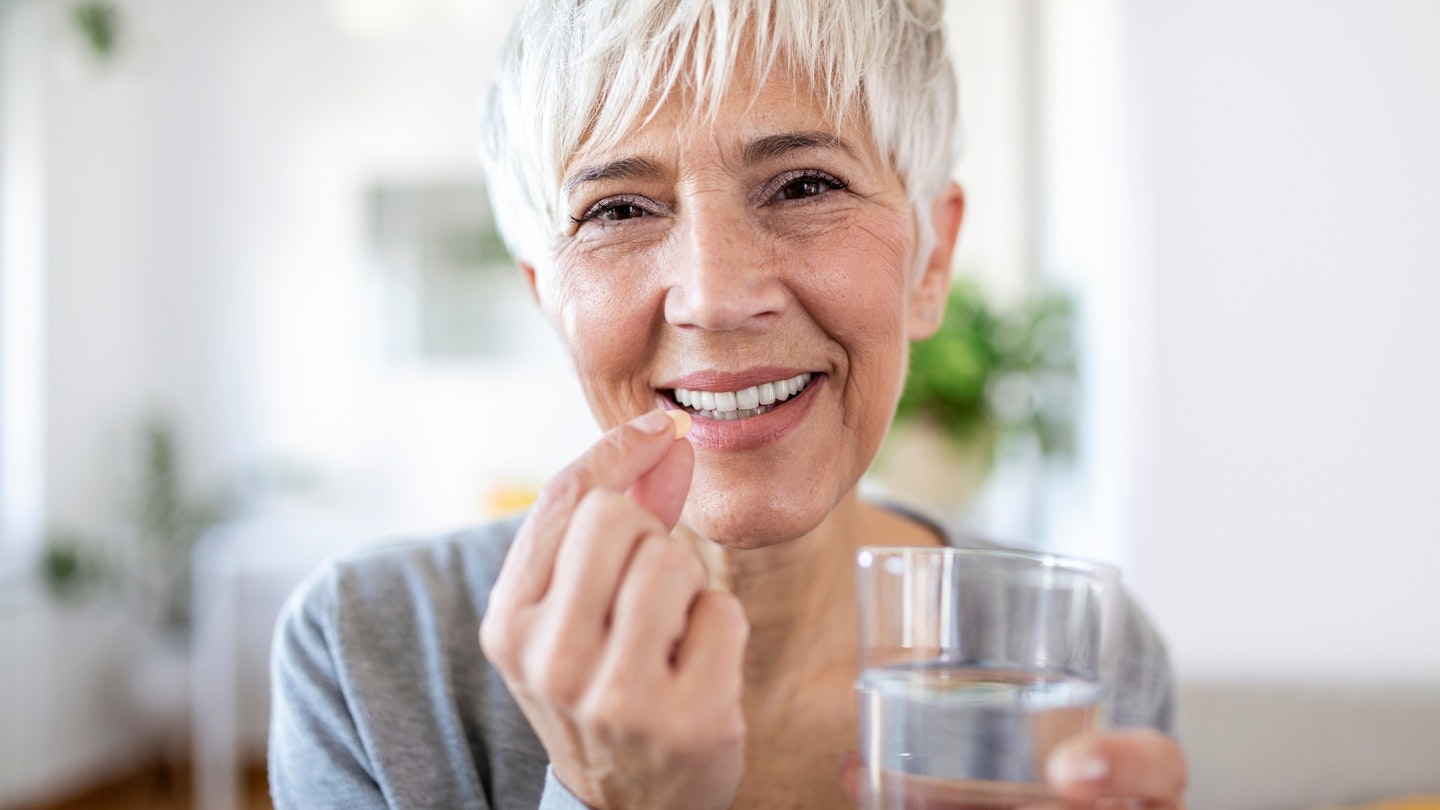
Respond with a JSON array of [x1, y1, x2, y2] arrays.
[[539, 767, 594, 810], [1110, 596, 1178, 734], [269, 536, 587, 810], [268, 565, 391, 809]]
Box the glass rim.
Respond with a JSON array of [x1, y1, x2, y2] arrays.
[[856, 545, 1121, 583]]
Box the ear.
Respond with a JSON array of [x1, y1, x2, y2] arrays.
[[519, 261, 541, 305], [907, 181, 965, 341]]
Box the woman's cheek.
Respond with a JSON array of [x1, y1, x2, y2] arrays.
[[550, 259, 659, 427], [801, 227, 913, 338], [850, 213, 916, 279], [552, 252, 643, 342]]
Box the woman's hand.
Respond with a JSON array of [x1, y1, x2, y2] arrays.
[[479, 409, 750, 810], [1042, 729, 1188, 808], [840, 729, 1187, 809]]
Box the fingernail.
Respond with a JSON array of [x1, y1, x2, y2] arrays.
[[634, 410, 674, 435], [1048, 751, 1109, 784], [666, 409, 691, 439], [635, 409, 690, 438]]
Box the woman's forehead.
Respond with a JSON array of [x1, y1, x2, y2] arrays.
[[562, 70, 880, 186]]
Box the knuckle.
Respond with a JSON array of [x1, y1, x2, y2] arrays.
[[629, 534, 697, 585], [574, 486, 625, 520], [707, 707, 746, 749], [597, 421, 647, 458], [648, 534, 688, 568], [529, 651, 584, 707], [478, 613, 521, 670], [534, 472, 588, 515], [568, 490, 639, 541], [559, 490, 634, 550], [627, 533, 666, 569], [477, 615, 506, 658], [670, 707, 743, 757]]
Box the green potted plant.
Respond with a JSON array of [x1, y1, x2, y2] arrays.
[[871, 280, 1077, 516], [71, 1, 123, 60], [39, 416, 226, 639]]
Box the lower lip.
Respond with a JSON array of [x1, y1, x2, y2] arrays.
[[658, 375, 825, 451]]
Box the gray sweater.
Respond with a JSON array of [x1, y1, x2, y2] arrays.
[[268, 514, 1176, 809]]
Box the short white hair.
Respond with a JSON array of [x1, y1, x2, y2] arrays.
[[477, 0, 960, 272]]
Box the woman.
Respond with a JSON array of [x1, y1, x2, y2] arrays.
[[269, 0, 1188, 807]]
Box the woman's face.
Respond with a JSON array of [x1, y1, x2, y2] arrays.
[[531, 69, 956, 548]]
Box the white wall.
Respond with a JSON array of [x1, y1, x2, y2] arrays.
[[0, 600, 146, 804], [1108, 0, 1440, 682]]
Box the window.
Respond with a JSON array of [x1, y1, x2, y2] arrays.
[[0, 1, 47, 582]]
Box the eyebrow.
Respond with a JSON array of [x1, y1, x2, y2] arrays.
[[562, 130, 857, 195], [741, 131, 857, 165], [563, 156, 666, 196]]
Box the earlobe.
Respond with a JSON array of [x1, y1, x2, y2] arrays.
[[908, 182, 965, 341]]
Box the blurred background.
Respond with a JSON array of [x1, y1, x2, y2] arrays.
[[1, 0, 1437, 808]]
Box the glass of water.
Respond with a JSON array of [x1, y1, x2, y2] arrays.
[[855, 547, 1124, 810]]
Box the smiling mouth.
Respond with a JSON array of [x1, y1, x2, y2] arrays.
[[668, 372, 815, 421]]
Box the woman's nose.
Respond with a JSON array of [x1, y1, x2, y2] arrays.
[[663, 206, 787, 331]]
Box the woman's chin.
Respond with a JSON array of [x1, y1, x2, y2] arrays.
[[677, 493, 835, 551]]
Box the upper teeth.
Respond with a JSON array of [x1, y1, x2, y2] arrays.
[[673, 373, 814, 418]]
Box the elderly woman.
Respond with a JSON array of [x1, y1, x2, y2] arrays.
[[269, 0, 1187, 807]]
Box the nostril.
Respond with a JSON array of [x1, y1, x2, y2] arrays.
[[664, 281, 787, 332]]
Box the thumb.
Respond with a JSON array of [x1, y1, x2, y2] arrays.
[[626, 410, 693, 530]]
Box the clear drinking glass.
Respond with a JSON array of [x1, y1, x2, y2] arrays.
[[855, 547, 1124, 810]]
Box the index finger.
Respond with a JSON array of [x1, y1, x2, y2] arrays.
[[492, 409, 692, 607], [1046, 729, 1187, 807]]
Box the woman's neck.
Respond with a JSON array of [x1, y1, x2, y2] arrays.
[[677, 493, 945, 690]]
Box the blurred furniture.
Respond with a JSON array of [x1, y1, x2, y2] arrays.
[[190, 514, 370, 810], [1329, 799, 1440, 810], [1178, 683, 1440, 809]]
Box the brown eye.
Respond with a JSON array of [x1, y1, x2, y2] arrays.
[[770, 171, 847, 203], [779, 178, 826, 199], [572, 196, 656, 226], [599, 202, 647, 221]]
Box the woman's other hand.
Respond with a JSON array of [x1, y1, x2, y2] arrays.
[[839, 729, 1187, 809], [1042, 729, 1188, 808], [479, 409, 749, 810]]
